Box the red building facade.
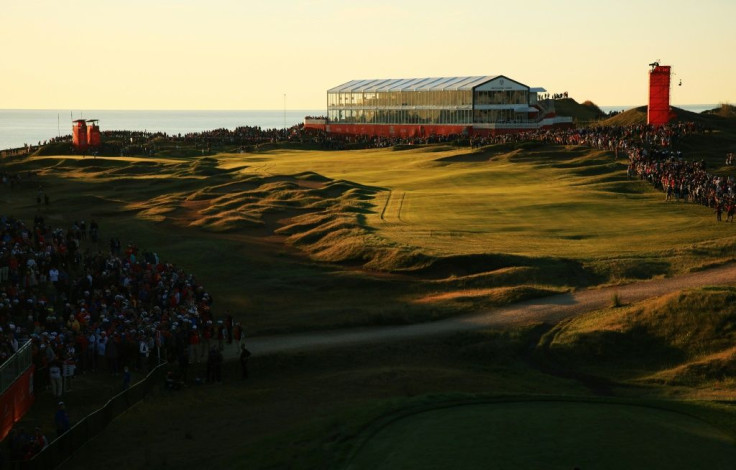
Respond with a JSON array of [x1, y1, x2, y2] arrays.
[[72, 119, 101, 150], [72, 119, 88, 150], [648, 65, 672, 126]]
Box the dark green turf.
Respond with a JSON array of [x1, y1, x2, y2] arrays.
[[347, 401, 736, 470]]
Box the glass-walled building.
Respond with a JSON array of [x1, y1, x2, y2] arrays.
[[305, 75, 572, 137]]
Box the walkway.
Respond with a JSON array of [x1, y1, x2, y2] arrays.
[[241, 263, 736, 356]]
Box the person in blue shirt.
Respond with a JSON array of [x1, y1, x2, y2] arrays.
[[54, 402, 70, 437]]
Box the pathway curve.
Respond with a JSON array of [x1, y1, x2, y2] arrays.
[[239, 263, 736, 357]]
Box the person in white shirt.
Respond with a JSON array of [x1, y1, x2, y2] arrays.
[[49, 361, 63, 397], [139, 336, 150, 372]]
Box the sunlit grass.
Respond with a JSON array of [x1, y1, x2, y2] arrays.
[[542, 286, 736, 393], [4, 142, 736, 334], [218, 144, 736, 263]]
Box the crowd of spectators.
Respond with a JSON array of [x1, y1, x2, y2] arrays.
[[32, 122, 473, 155], [0, 213, 245, 370], [540, 92, 569, 100], [628, 145, 736, 221], [472, 121, 735, 222], [1, 210, 246, 459], [469, 121, 736, 221]]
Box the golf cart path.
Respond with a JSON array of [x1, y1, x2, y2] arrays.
[[240, 263, 736, 357]]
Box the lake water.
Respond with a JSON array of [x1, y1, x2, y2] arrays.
[[0, 109, 323, 151], [0, 105, 720, 151]]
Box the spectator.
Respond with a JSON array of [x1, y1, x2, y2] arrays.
[[49, 360, 62, 398], [54, 402, 70, 437]]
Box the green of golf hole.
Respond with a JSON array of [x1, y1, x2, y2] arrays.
[[347, 401, 736, 470]]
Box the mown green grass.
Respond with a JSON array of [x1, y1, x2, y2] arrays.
[[346, 401, 736, 470], [217, 144, 736, 267]]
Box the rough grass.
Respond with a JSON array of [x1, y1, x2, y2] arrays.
[[539, 286, 736, 391]]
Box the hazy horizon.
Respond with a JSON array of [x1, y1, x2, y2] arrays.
[[0, 102, 729, 113], [1, 0, 734, 111]]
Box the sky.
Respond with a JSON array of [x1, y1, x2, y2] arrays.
[[1, 0, 734, 110]]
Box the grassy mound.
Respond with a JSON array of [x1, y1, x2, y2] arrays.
[[598, 105, 736, 129], [539, 286, 736, 388], [553, 98, 606, 123], [703, 103, 736, 119]]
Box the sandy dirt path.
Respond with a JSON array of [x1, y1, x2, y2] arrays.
[[237, 263, 736, 357]]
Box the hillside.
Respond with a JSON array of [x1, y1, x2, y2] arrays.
[[539, 286, 736, 391], [703, 103, 736, 118], [597, 104, 736, 131], [552, 98, 605, 123]]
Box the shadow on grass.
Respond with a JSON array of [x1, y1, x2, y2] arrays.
[[411, 253, 604, 286]]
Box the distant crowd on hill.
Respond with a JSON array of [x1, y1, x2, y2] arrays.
[[629, 145, 736, 221], [540, 92, 568, 100], [467, 121, 735, 222]]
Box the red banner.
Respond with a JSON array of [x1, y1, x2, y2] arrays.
[[0, 365, 35, 441]]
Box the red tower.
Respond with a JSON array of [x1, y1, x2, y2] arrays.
[[72, 120, 88, 150], [648, 63, 671, 125], [86, 119, 101, 147]]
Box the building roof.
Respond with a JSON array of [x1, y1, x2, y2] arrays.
[[328, 76, 508, 93]]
